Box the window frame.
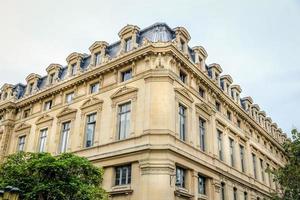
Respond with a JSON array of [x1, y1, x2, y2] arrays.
[[84, 112, 97, 148], [38, 128, 48, 152], [115, 164, 132, 186], [179, 104, 187, 141], [59, 121, 71, 153], [175, 166, 186, 188], [117, 102, 131, 140]]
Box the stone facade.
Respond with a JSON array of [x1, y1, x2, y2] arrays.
[[0, 23, 288, 200]]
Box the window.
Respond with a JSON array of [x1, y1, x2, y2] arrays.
[[260, 159, 265, 182], [18, 136, 26, 151], [125, 37, 132, 52], [266, 163, 272, 187], [244, 192, 248, 200], [118, 102, 131, 140], [237, 119, 241, 128], [115, 165, 131, 185], [227, 111, 232, 121], [65, 92, 74, 104], [28, 83, 34, 94], [198, 175, 206, 195], [38, 129, 47, 152], [23, 109, 30, 118], [179, 70, 187, 83], [175, 166, 185, 188], [71, 63, 76, 76], [240, 145, 245, 172], [217, 130, 223, 161], [121, 69, 132, 82], [95, 52, 101, 65], [85, 113, 96, 147], [215, 101, 221, 112], [252, 153, 257, 179], [221, 182, 225, 200], [229, 138, 235, 167], [44, 100, 52, 111], [49, 73, 55, 84], [233, 187, 237, 200], [179, 104, 186, 141], [60, 121, 70, 153], [0, 115, 3, 122], [199, 118, 206, 151], [90, 83, 99, 94], [199, 87, 205, 98]]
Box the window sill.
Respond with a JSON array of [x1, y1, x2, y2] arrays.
[[174, 187, 193, 198], [198, 194, 208, 200], [109, 185, 133, 196]]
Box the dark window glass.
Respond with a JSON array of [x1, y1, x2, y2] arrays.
[[179, 70, 187, 83], [85, 113, 96, 147], [199, 118, 206, 151], [175, 166, 185, 188], [198, 175, 206, 195], [115, 165, 131, 185], [121, 69, 132, 82], [118, 102, 131, 140], [179, 104, 186, 141]]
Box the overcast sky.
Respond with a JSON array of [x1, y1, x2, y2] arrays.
[[0, 0, 299, 137]]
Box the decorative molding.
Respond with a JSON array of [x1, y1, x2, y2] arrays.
[[80, 97, 103, 110], [57, 107, 77, 118], [35, 114, 53, 125], [174, 87, 194, 103], [14, 122, 31, 132], [110, 86, 138, 100]]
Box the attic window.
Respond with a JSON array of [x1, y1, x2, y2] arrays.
[[23, 109, 30, 118], [179, 39, 185, 51], [28, 83, 34, 94], [125, 37, 132, 52], [49, 73, 55, 84], [199, 87, 205, 98], [71, 64, 76, 76], [227, 111, 232, 121], [95, 52, 101, 65]]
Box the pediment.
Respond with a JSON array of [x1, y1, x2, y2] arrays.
[[46, 63, 62, 73], [195, 102, 213, 115], [66, 52, 84, 63], [80, 97, 103, 110], [35, 114, 53, 125], [174, 88, 194, 103], [89, 41, 109, 52], [15, 122, 31, 132], [57, 107, 77, 118], [111, 86, 138, 100]]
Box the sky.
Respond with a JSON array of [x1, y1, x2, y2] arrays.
[[0, 0, 299, 137]]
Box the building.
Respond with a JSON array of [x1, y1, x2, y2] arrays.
[[0, 23, 289, 200]]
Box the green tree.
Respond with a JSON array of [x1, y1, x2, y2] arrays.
[[271, 128, 300, 200], [0, 152, 107, 200]]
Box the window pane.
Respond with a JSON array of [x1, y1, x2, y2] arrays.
[[118, 102, 131, 140]]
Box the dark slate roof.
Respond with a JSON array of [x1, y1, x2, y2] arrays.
[[10, 23, 184, 100]]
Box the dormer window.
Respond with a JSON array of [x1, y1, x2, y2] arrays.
[[44, 100, 52, 111], [49, 73, 55, 84], [28, 83, 34, 94], [95, 52, 101, 65], [121, 68, 132, 82], [199, 87, 205, 98], [179, 39, 185, 51], [179, 70, 187, 83], [125, 37, 132, 52], [71, 64, 76, 76], [3, 92, 7, 100]]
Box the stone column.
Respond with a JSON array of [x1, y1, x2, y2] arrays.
[[212, 179, 221, 200]]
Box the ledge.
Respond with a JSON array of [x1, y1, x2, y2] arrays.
[[174, 187, 194, 199], [109, 185, 133, 196]]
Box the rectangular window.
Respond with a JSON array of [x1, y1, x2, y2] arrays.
[[237, 119, 241, 128], [233, 187, 237, 200], [44, 100, 52, 111], [218, 130, 223, 161], [18, 135, 26, 151], [39, 129, 47, 152], [179, 39, 185, 51], [118, 102, 131, 140], [198, 175, 206, 195], [95, 52, 101, 65], [60, 121, 70, 153], [215, 101, 221, 112], [260, 159, 265, 182], [227, 111, 232, 121], [85, 113, 96, 147], [229, 138, 235, 167], [221, 182, 225, 200], [23, 109, 30, 118], [179, 70, 187, 83], [266, 163, 272, 187], [252, 153, 257, 179], [90, 83, 99, 94], [71, 64, 76, 75], [121, 69, 132, 82], [115, 165, 131, 185], [240, 145, 245, 172], [179, 104, 186, 141], [125, 37, 132, 52], [199, 87, 205, 98], [199, 118, 206, 151], [66, 92, 74, 104], [175, 166, 186, 188]]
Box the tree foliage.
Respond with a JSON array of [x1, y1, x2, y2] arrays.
[[0, 152, 107, 200], [271, 128, 300, 200]]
